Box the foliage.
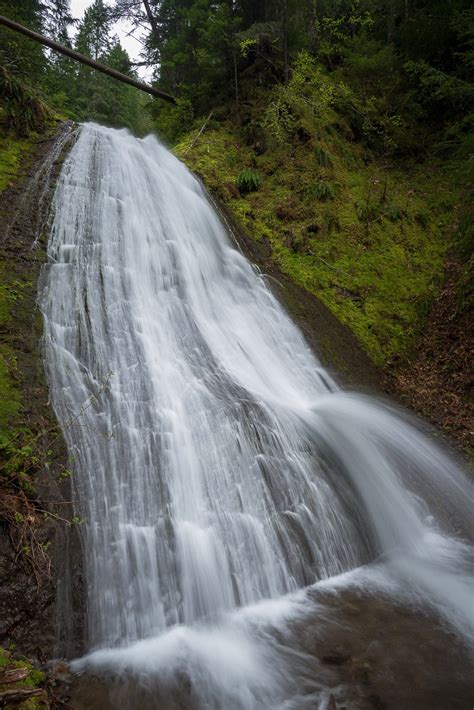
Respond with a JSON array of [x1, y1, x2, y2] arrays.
[[236, 168, 261, 193], [151, 97, 194, 144], [404, 60, 474, 111], [1, 0, 472, 147], [0, 0, 147, 133], [312, 179, 336, 201], [0, 0, 46, 83], [263, 93, 295, 144], [0, 66, 49, 135], [179, 118, 454, 366], [0, 0, 471, 373]]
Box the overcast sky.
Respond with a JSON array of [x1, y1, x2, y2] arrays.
[[70, 0, 151, 78]]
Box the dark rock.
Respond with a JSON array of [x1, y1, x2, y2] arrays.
[[322, 653, 351, 666]]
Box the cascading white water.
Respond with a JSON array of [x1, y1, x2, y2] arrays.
[[41, 123, 473, 707]]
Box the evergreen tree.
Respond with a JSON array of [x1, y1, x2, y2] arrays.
[[73, 0, 112, 120], [75, 0, 112, 60], [41, 0, 74, 41], [0, 0, 46, 82]]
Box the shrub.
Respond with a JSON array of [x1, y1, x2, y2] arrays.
[[312, 179, 336, 201], [315, 145, 333, 168], [0, 66, 48, 136], [263, 96, 295, 144], [236, 168, 261, 193]]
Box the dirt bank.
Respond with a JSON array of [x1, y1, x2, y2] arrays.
[[386, 254, 473, 459]]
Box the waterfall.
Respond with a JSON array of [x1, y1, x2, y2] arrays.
[[40, 123, 473, 708]]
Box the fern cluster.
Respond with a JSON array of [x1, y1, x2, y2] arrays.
[[0, 66, 48, 136], [236, 168, 261, 193], [312, 179, 336, 201]]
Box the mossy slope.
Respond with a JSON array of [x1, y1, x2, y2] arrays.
[[0, 132, 38, 451], [175, 98, 455, 366]]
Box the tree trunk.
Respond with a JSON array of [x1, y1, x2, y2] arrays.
[[281, 0, 289, 83], [142, 0, 161, 46], [233, 46, 239, 119]]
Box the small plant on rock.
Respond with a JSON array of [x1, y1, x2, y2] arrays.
[[236, 168, 261, 194]]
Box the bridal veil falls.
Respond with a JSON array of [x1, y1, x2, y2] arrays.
[[40, 123, 473, 708]]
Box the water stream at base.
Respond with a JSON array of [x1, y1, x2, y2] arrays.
[[40, 123, 473, 708]]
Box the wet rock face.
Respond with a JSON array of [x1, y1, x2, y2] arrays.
[[292, 587, 474, 710], [0, 121, 85, 660], [61, 585, 474, 710]]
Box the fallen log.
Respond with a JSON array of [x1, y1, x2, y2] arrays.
[[0, 687, 46, 707], [0, 14, 177, 104], [0, 668, 28, 684]]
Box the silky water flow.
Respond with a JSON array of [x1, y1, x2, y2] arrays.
[[40, 123, 474, 708]]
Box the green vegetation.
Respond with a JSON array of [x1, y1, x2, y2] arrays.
[[0, 122, 55, 446], [176, 119, 453, 364], [0, 0, 152, 134], [0, 272, 23, 439], [236, 168, 261, 193], [162, 0, 472, 366], [0, 0, 471, 367], [0, 115, 70, 579], [0, 647, 47, 708], [0, 132, 36, 193]]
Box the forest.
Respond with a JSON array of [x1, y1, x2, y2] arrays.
[[1, 1, 473, 143]]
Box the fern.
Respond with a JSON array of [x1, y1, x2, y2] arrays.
[[236, 168, 261, 193], [0, 66, 48, 136], [312, 179, 336, 201], [315, 145, 332, 168]]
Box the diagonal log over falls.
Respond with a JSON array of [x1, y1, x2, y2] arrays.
[[39, 123, 474, 709]]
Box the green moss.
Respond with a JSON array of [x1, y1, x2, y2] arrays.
[[0, 133, 36, 194], [0, 262, 27, 446], [0, 130, 43, 450], [176, 116, 455, 365], [0, 346, 21, 436], [0, 648, 46, 708]]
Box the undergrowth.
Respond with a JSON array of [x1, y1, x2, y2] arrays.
[[176, 114, 454, 365]]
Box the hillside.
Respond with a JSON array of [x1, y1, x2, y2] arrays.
[[172, 68, 472, 454]]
